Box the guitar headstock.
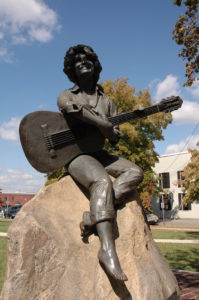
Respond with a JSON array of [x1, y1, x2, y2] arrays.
[[159, 96, 183, 113]]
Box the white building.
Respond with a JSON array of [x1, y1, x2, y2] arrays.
[[152, 151, 199, 219]]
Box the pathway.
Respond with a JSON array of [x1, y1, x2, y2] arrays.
[[174, 270, 199, 300]]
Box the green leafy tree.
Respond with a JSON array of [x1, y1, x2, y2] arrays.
[[102, 78, 173, 208], [173, 0, 199, 86], [45, 167, 66, 187], [46, 79, 173, 209], [182, 142, 199, 204]]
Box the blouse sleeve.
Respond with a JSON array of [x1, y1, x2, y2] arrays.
[[108, 97, 118, 117], [57, 90, 83, 114]]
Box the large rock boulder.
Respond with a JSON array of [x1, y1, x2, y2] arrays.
[[1, 176, 181, 300]]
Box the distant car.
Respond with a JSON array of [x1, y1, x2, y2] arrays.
[[2, 206, 12, 218], [144, 209, 159, 225], [6, 206, 21, 219], [0, 208, 4, 218]]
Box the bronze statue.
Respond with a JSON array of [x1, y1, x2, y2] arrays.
[[57, 44, 144, 281], [19, 44, 183, 283]]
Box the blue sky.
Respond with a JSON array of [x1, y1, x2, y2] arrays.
[[0, 0, 199, 193]]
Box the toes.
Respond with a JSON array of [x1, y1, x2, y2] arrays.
[[121, 273, 128, 281], [113, 271, 128, 282], [98, 249, 128, 282]]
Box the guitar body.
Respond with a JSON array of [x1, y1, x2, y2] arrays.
[[19, 111, 105, 173], [19, 96, 183, 173]]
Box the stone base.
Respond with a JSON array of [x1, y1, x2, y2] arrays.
[[0, 176, 181, 300]]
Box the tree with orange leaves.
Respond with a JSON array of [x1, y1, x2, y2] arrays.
[[102, 78, 172, 208], [173, 0, 199, 86], [183, 142, 199, 204]]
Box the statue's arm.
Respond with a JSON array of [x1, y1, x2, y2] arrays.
[[57, 91, 117, 140]]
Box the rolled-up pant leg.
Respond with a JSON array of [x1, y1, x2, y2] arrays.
[[93, 151, 144, 204], [68, 154, 115, 225]]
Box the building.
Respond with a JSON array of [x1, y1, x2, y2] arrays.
[[1, 193, 34, 207], [152, 151, 199, 219]]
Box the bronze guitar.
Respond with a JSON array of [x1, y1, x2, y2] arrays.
[[19, 96, 183, 173]]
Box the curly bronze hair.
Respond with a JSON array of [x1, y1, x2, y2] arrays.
[[63, 44, 102, 85]]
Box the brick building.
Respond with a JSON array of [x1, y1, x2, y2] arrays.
[[0, 193, 34, 207]]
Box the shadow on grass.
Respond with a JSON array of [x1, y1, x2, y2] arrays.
[[161, 245, 199, 272], [186, 231, 199, 239]]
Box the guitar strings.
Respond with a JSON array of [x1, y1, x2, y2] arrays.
[[51, 130, 75, 139], [51, 133, 76, 147], [52, 135, 76, 145], [109, 106, 158, 125], [48, 106, 160, 148]]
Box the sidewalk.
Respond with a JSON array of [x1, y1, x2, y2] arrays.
[[0, 232, 7, 237], [157, 219, 199, 229], [174, 270, 199, 300], [155, 239, 199, 244]]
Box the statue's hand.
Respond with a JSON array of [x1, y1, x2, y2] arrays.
[[109, 127, 122, 144]]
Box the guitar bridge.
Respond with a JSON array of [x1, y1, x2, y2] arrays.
[[41, 124, 57, 158]]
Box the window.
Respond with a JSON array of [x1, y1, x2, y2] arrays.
[[159, 194, 172, 211], [4, 196, 8, 205], [178, 193, 191, 210], [11, 196, 15, 202], [177, 171, 184, 188], [159, 172, 170, 189]]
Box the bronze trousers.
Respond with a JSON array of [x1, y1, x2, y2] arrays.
[[68, 150, 144, 225]]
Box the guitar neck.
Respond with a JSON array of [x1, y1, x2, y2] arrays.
[[108, 104, 160, 126], [48, 104, 161, 150]]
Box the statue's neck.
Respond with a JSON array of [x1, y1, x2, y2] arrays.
[[77, 78, 95, 95]]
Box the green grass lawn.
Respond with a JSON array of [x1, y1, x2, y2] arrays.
[[157, 243, 199, 272], [0, 237, 7, 292], [0, 220, 12, 233], [151, 229, 199, 240]]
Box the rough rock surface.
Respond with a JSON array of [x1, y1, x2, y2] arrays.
[[1, 176, 181, 300]]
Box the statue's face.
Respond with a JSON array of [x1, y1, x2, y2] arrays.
[[74, 53, 94, 81]]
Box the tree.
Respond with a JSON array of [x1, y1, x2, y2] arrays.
[[182, 141, 199, 204], [46, 79, 173, 209], [102, 78, 173, 208], [173, 0, 199, 86]]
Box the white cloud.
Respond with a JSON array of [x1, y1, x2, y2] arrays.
[[12, 35, 27, 45], [188, 80, 199, 98], [165, 135, 199, 154], [0, 46, 13, 63], [172, 100, 199, 124], [0, 117, 21, 141], [154, 74, 181, 101], [28, 27, 52, 42], [0, 0, 60, 61], [148, 78, 159, 90], [0, 167, 45, 193]]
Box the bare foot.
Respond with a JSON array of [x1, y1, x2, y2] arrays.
[[98, 247, 128, 281]]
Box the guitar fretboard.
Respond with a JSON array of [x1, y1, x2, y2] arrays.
[[108, 104, 160, 126]]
